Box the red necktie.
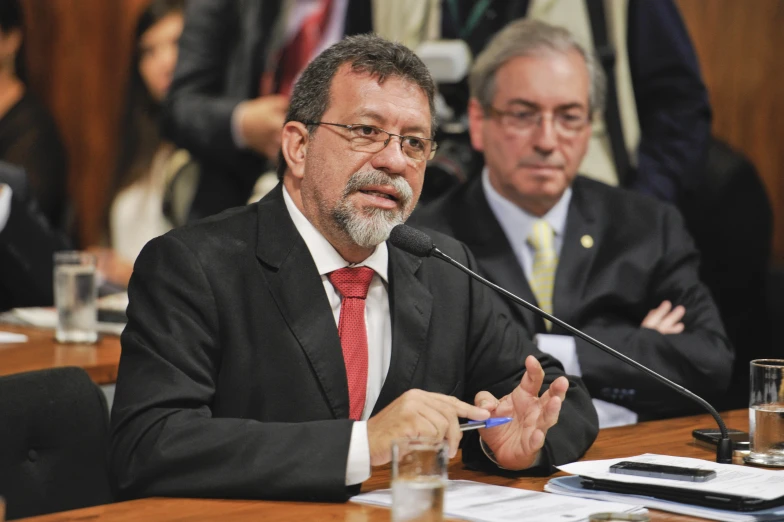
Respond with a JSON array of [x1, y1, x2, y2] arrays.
[[263, 0, 333, 96], [328, 267, 374, 421]]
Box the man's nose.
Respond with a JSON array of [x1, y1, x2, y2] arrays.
[[370, 137, 409, 175], [531, 114, 558, 153]]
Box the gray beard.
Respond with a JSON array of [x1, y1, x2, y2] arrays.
[[334, 204, 405, 248], [331, 170, 413, 249]]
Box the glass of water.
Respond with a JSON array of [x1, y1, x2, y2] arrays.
[[746, 359, 784, 466], [54, 251, 98, 344], [391, 438, 447, 522]]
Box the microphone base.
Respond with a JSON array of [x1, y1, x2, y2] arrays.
[[716, 438, 734, 464]]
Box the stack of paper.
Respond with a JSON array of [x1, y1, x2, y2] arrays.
[[2, 307, 125, 336], [547, 454, 784, 522], [0, 331, 28, 343], [352, 479, 647, 522]]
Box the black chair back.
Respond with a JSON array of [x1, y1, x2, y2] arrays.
[[0, 367, 113, 520]]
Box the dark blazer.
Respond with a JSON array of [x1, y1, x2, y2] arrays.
[[162, 0, 373, 221], [109, 185, 598, 502], [412, 176, 733, 421], [0, 192, 68, 311]]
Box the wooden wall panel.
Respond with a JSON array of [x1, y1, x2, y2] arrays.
[[677, 0, 784, 264], [17, 0, 784, 263], [21, 0, 148, 246]]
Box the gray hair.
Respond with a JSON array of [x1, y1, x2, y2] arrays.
[[278, 34, 437, 179], [469, 18, 606, 114]]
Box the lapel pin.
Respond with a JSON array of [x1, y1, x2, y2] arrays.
[[580, 235, 594, 249]]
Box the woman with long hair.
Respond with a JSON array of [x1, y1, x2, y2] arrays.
[[0, 0, 68, 230], [93, 0, 190, 288]]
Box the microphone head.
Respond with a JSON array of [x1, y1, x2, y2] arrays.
[[389, 225, 435, 257]]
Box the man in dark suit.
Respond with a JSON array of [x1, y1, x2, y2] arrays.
[[0, 164, 69, 311], [161, 0, 373, 221], [413, 20, 733, 426], [111, 34, 598, 502]]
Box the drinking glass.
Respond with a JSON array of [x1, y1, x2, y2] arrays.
[[391, 438, 447, 522], [746, 359, 784, 466], [54, 251, 98, 343]]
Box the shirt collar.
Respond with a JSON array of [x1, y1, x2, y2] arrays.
[[282, 186, 389, 282], [482, 167, 572, 241]]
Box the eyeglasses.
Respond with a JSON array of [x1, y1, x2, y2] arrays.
[[486, 106, 590, 137], [301, 121, 438, 161]]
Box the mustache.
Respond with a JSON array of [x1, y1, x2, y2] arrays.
[[517, 160, 564, 169], [344, 170, 413, 207]]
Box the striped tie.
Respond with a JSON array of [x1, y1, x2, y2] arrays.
[[528, 220, 558, 331]]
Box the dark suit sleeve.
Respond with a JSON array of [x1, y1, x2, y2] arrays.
[[627, 0, 711, 202], [443, 241, 598, 472], [0, 195, 68, 311], [110, 234, 355, 501], [574, 206, 733, 418], [160, 0, 267, 178]]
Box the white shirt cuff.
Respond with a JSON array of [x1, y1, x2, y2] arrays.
[[231, 101, 249, 149], [0, 184, 13, 233], [535, 334, 582, 376], [535, 334, 638, 428], [345, 420, 371, 486], [593, 399, 638, 428]]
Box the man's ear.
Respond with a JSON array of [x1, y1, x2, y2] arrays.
[[467, 98, 486, 153], [281, 121, 309, 180]]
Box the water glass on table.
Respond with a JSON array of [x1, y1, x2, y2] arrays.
[[746, 359, 784, 466], [53, 251, 98, 344], [391, 438, 447, 522]]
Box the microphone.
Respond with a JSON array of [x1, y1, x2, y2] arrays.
[[388, 224, 734, 464]]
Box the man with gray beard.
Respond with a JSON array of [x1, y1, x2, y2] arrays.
[[109, 34, 598, 502]]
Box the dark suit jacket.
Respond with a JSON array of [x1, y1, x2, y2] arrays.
[[0, 192, 68, 311], [162, 0, 372, 221], [412, 176, 733, 421], [109, 185, 598, 502]]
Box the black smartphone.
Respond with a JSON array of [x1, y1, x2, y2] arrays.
[[692, 428, 750, 451], [609, 461, 717, 482]]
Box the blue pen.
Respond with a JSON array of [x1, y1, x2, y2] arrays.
[[459, 417, 512, 431]]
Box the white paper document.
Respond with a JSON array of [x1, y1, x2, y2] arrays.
[[352, 479, 647, 522], [4, 307, 125, 336], [0, 331, 28, 343], [557, 454, 784, 501]]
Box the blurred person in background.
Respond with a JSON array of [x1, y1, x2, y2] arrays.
[[0, 162, 69, 311], [439, 0, 712, 206], [91, 0, 193, 289], [0, 0, 68, 231], [161, 0, 373, 222]]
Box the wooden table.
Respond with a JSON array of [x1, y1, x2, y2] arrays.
[[19, 409, 754, 521], [0, 325, 121, 385]]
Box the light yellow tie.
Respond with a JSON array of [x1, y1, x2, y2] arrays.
[[528, 220, 558, 331]]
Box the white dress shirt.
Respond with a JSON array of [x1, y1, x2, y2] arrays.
[[482, 170, 637, 428], [283, 187, 390, 485], [0, 184, 12, 233]]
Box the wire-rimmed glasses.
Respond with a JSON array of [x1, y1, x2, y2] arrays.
[[302, 121, 438, 161]]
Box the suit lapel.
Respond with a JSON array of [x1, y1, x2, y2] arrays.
[[371, 247, 432, 414], [452, 179, 544, 333], [255, 186, 350, 419], [553, 177, 600, 329]]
